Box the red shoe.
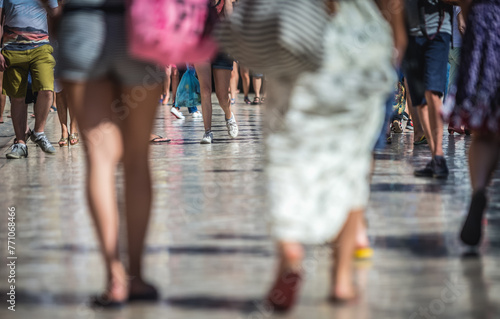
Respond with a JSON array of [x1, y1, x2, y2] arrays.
[[265, 270, 302, 312]]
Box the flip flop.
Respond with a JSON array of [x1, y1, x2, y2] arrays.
[[150, 135, 171, 143]]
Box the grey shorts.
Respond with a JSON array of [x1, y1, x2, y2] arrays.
[[56, 11, 165, 86]]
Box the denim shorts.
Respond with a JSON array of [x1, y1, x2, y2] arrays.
[[403, 33, 451, 107], [212, 53, 233, 70]]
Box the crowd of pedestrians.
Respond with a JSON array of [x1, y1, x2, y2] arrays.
[[0, 0, 498, 312]]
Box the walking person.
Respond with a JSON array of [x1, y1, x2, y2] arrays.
[[403, 0, 453, 178], [444, 0, 500, 246], [264, 0, 405, 311], [56, 0, 165, 305], [1, 0, 59, 159], [196, 0, 238, 144]]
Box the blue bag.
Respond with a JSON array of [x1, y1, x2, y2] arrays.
[[175, 66, 200, 113]]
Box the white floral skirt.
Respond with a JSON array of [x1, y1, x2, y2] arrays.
[[266, 0, 396, 244]]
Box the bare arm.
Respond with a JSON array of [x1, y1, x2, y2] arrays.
[[376, 0, 408, 67], [224, 0, 233, 17], [0, 8, 7, 72], [457, 9, 466, 35]]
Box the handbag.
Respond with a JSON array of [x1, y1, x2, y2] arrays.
[[128, 0, 218, 66], [214, 0, 329, 78]]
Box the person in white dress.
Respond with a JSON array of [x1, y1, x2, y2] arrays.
[[264, 0, 406, 311]]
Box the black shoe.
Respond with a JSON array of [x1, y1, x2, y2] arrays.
[[432, 156, 449, 179], [460, 190, 487, 246], [414, 160, 434, 177]]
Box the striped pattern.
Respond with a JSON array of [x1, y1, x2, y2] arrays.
[[215, 0, 328, 77]]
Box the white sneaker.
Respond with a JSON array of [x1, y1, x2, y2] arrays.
[[200, 131, 213, 144], [170, 107, 185, 119], [192, 111, 202, 118], [226, 113, 238, 138]]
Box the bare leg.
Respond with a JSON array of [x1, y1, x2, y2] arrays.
[[213, 68, 233, 120], [425, 90, 444, 156], [162, 66, 171, 105], [120, 84, 162, 294], [416, 104, 435, 152], [10, 98, 28, 143], [171, 66, 179, 104], [405, 79, 424, 140], [56, 91, 69, 140], [195, 63, 213, 131], [240, 66, 250, 99], [72, 78, 127, 302], [253, 77, 262, 99], [33, 90, 53, 133], [230, 62, 239, 101], [331, 209, 362, 300]]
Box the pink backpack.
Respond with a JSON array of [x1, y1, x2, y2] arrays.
[[128, 0, 218, 66]]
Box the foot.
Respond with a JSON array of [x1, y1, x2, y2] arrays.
[[460, 190, 487, 246], [92, 263, 128, 307], [192, 111, 203, 118], [230, 98, 236, 105], [226, 113, 238, 138], [414, 159, 434, 177], [251, 97, 261, 105], [150, 134, 171, 143], [170, 107, 185, 119], [128, 278, 159, 302], [58, 137, 68, 147], [432, 156, 449, 179], [244, 96, 251, 104], [265, 269, 302, 312], [200, 131, 213, 144], [329, 285, 357, 304], [6, 143, 28, 159], [31, 132, 56, 154], [69, 133, 79, 146], [413, 135, 428, 145], [391, 120, 403, 133], [162, 94, 169, 105], [406, 119, 414, 131]]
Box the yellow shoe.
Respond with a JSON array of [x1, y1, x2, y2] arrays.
[[354, 247, 373, 259]]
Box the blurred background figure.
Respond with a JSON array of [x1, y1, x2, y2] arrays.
[[196, 0, 238, 144], [56, 0, 165, 306], [162, 64, 179, 107], [445, 0, 500, 247], [264, 0, 405, 311]]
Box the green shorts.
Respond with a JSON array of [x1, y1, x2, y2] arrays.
[[2, 44, 56, 98]]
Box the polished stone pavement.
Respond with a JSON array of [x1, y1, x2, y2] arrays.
[[0, 95, 499, 319]]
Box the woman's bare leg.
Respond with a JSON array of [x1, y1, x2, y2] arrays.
[[230, 62, 239, 101], [56, 91, 69, 139], [253, 77, 262, 99], [195, 63, 213, 131], [68, 79, 127, 301], [331, 209, 362, 300], [213, 68, 233, 119], [120, 84, 162, 294], [162, 66, 171, 105], [240, 66, 250, 100], [171, 66, 179, 104]]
